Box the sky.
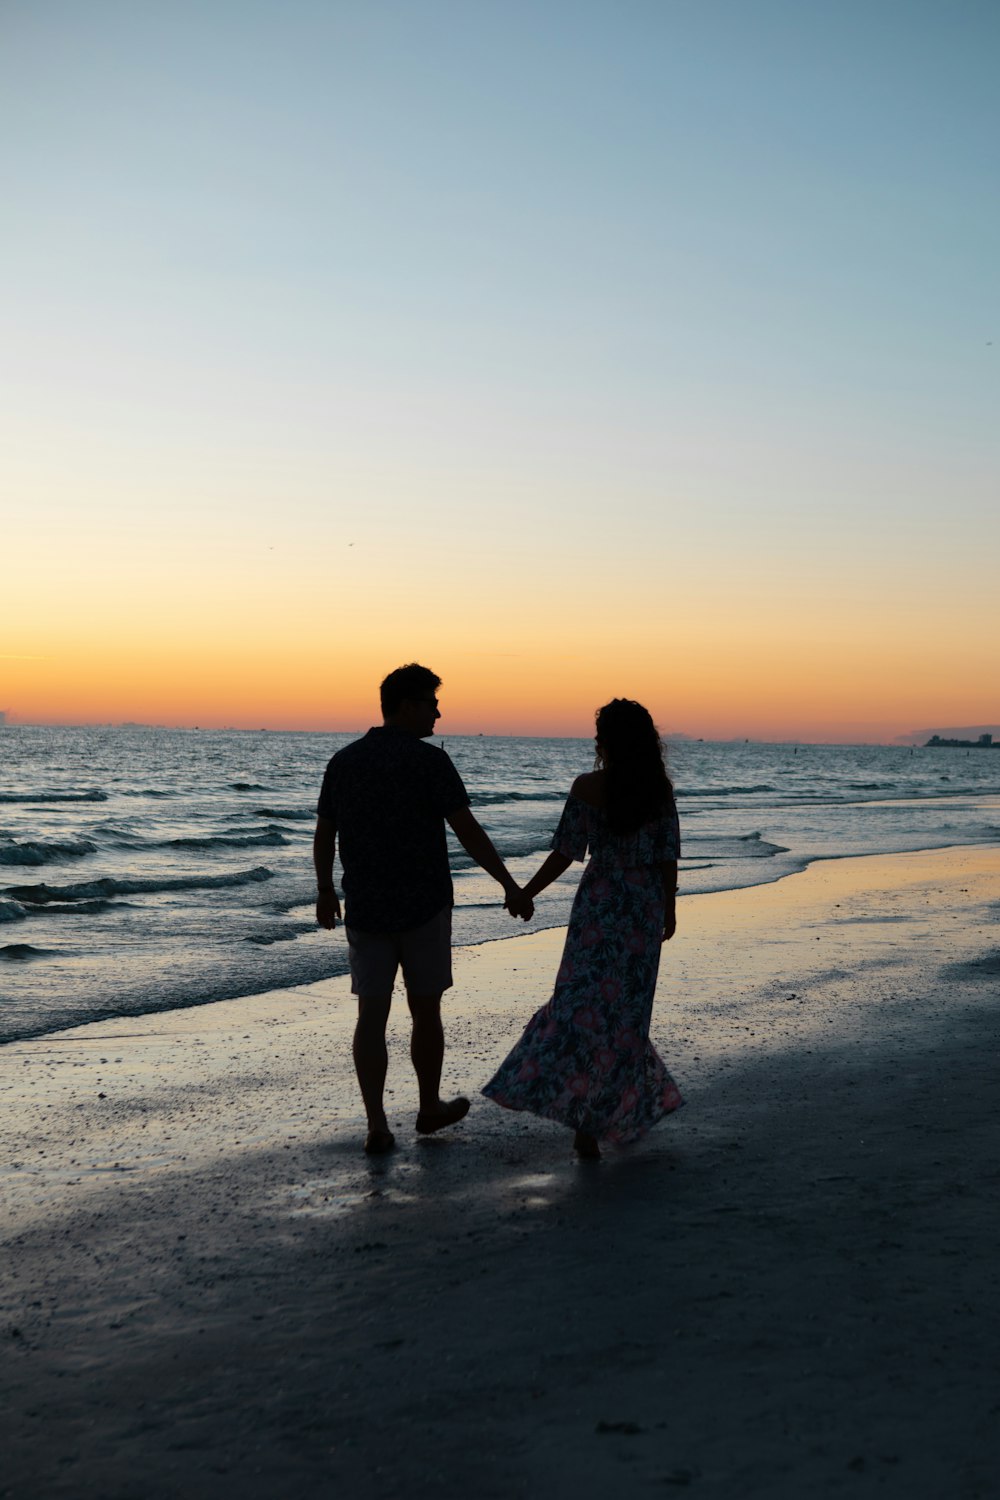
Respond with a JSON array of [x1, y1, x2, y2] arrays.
[[2, 0, 997, 741]]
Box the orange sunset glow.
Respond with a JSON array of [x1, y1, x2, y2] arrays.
[[3, 582, 995, 741], [2, 4, 996, 745]]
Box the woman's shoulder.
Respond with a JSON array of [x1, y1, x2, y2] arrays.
[[570, 770, 606, 809]]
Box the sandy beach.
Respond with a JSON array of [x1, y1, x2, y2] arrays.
[[3, 845, 999, 1499]]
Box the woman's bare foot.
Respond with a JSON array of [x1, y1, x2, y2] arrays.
[[364, 1126, 396, 1155], [574, 1130, 601, 1159]]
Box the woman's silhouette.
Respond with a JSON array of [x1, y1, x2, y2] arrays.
[[483, 699, 683, 1157]]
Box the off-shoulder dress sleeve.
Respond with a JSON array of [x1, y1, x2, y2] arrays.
[[655, 806, 681, 861], [552, 794, 589, 862]]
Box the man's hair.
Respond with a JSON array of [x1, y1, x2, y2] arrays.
[[380, 663, 442, 716]]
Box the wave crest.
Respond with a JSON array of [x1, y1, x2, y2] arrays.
[[0, 789, 107, 803], [682, 833, 789, 859], [0, 943, 52, 961], [167, 829, 289, 851], [27, 898, 133, 916], [5, 866, 275, 905], [0, 837, 97, 866], [469, 790, 562, 806], [677, 784, 776, 798], [252, 807, 313, 821]]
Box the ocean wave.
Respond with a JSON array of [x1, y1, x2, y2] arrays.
[[758, 786, 996, 809], [0, 837, 97, 866], [682, 832, 788, 859], [0, 789, 107, 803], [0, 946, 355, 1045], [469, 790, 563, 806], [230, 782, 268, 791], [121, 788, 176, 798], [0, 899, 27, 923], [27, 898, 134, 915], [166, 829, 289, 850], [676, 784, 777, 798], [0, 943, 53, 961], [452, 838, 554, 869], [251, 807, 313, 821], [5, 865, 275, 905], [93, 825, 146, 847], [100, 828, 290, 853]]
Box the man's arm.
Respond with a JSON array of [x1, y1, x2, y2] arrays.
[[313, 815, 342, 929], [445, 805, 530, 917]]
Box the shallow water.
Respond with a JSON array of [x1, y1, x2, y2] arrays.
[[1, 726, 997, 1041]]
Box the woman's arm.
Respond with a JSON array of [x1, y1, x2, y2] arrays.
[[523, 850, 573, 902], [661, 859, 678, 942]]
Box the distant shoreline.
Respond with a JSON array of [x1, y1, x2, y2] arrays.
[[5, 720, 1000, 747]]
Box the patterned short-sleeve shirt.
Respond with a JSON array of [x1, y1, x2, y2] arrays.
[[317, 727, 470, 932]]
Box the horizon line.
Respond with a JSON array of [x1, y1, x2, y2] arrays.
[[4, 718, 995, 747]]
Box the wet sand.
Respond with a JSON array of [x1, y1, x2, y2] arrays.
[[2, 846, 999, 1498]]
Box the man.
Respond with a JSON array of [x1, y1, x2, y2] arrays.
[[314, 663, 530, 1155]]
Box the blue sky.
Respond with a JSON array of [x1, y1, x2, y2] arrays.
[[2, 1, 997, 736]]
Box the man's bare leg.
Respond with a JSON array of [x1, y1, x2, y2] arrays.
[[353, 994, 394, 1152], [408, 991, 470, 1134], [406, 991, 444, 1112]]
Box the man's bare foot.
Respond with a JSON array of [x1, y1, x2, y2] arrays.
[[415, 1096, 470, 1135], [574, 1130, 601, 1159], [364, 1126, 396, 1155]]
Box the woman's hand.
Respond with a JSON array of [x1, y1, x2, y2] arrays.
[[661, 861, 678, 942], [505, 887, 535, 921]]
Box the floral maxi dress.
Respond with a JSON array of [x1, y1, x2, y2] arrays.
[[482, 794, 684, 1144]]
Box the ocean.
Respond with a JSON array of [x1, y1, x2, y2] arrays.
[[2, 726, 998, 1044]]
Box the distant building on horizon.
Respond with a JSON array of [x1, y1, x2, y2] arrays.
[[925, 732, 996, 748], [896, 724, 1000, 746]]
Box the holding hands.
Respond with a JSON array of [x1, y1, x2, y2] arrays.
[[504, 886, 535, 922], [502, 851, 572, 925]]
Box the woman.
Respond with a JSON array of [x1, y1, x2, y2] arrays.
[[483, 699, 683, 1158]]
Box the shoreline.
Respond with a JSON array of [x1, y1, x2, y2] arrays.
[[4, 832, 999, 1050], [3, 844, 999, 1497]]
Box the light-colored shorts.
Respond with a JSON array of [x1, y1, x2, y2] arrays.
[[346, 905, 453, 998]]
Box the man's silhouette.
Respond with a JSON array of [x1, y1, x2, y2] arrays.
[[314, 663, 529, 1153]]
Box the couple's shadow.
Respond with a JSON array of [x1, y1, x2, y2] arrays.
[[318, 1122, 684, 1216]]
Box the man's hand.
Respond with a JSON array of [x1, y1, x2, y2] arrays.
[[505, 887, 534, 921], [316, 889, 342, 930], [662, 902, 676, 942]]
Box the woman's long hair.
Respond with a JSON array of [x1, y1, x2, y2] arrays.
[[594, 699, 675, 835]]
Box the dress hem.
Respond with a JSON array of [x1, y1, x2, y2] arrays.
[[481, 1083, 685, 1146]]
